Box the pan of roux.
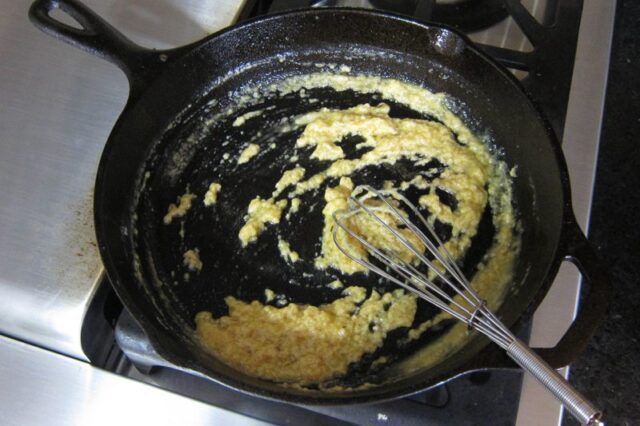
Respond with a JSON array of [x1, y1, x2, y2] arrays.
[[30, 0, 608, 404]]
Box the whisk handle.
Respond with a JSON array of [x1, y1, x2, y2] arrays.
[[507, 338, 603, 425]]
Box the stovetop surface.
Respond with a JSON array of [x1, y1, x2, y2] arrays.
[[0, 0, 616, 425], [0, 0, 246, 361]]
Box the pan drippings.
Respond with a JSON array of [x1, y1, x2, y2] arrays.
[[183, 74, 519, 386]]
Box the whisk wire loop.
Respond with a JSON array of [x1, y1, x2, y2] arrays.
[[331, 185, 602, 424], [348, 186, 484, 313]]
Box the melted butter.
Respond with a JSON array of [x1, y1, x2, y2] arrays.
[[195, 286, 416, 384], [163, 192, 196, 225]]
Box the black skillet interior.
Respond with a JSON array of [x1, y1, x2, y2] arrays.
[[139, 84, 492, 389], [32, 6, 567, 402], [118, 10, 567, 401]]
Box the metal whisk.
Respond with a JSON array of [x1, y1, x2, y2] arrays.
[[332, 185, 602, 426]]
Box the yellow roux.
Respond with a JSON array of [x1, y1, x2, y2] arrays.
[[203, 182, 222, 207], [195, 74, 519, 386], [277, 238, 300, 263], [183, 249, 203, 272], [163, 192, 196, 225], [238, 143, 261, 165]]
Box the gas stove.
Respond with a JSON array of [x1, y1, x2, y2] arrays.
[[0, 1, 615, 425]]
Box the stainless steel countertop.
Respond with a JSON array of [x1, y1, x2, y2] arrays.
[[0, 334, 268, 426], [0, 0, 245, 360]]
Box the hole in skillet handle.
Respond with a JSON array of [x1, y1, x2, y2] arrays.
[[48, 7, 83, 30], [27, 0, 174, 99], [477, 219, 610, 371], [29, 0, 133, 60], [532, 219, 610, 368]]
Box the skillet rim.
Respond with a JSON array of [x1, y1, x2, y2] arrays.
[[93, 7, 576, 404]]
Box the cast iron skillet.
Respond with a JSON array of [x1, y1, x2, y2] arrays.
[[29, 0, 609, 404]]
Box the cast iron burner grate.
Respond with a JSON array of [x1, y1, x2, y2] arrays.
[[363, 0, 509, 32], [265, 0, 509, 32]]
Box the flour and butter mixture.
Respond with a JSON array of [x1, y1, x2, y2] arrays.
[[196, 286, 416, 383], [174, 73, 519, 385]]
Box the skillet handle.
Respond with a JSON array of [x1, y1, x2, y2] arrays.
[[28, 0, 171, 97], [532, 219, 610, 368]]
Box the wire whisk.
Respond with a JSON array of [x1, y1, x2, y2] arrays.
[[332, 185, 602, 426]]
